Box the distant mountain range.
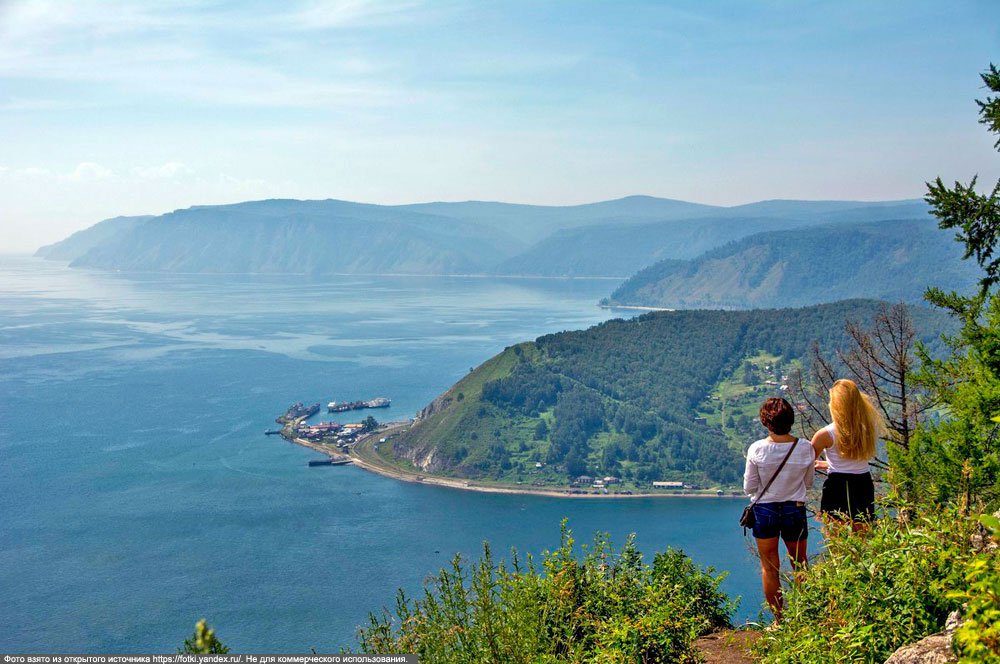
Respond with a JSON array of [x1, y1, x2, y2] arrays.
[[36, 196, 933, 279], [604, 218, 979, 309]]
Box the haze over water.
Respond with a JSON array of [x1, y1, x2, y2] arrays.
[[0, 257, 815, 652]]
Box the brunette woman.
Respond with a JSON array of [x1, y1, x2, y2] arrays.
[[743, 397, 815, 622]]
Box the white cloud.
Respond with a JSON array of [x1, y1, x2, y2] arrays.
[[0, 1, 429, 110], [66, 162, 113, 181]]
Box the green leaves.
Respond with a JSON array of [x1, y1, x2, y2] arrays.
[[355, 526, 734, 663], [179, 619, 229, 654], [755, 507, 978, 663]]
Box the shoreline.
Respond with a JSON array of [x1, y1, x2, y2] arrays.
[[326, 425, 747, 500], [599, 303, 676, 312]]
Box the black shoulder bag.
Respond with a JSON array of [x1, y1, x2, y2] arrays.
[[740, 439, 799, 534]]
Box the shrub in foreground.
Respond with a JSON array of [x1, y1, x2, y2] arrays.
[[180, 619, 229, 654], [755, 507, 982, 663], [356, 527, 734, 663], [949, 514, 1000, 662]]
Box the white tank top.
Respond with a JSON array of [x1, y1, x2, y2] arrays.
[[823, 423, 871, 474]]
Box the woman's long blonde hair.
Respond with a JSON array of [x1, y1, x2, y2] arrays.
[[829, 379, 884, 460]]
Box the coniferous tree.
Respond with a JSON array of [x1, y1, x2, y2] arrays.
[[892, 64, 1000, 507]]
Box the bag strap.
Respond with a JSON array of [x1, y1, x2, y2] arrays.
[[751, 439, 799, 506]]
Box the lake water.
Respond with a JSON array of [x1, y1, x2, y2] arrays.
[[0, 257, 817, 652]]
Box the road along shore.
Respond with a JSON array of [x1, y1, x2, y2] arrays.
[[342, 424, 745, 500]]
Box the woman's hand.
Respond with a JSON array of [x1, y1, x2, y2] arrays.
[[815, 459, 829, 470]]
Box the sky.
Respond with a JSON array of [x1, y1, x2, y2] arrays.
[[1, 0, 998, 252]]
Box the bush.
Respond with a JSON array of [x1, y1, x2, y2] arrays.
[[754, 507, 979, 663], [355, 525, 734, 663], [180, 619, 229, 654], [950, 514, 1000, 662]]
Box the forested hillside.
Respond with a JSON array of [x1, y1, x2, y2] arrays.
[[606, 218, 979, 309], [387, 300, 950, 488]]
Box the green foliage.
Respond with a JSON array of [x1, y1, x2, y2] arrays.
[[395, 300, 950, 487], [180, 619, 229, 654], [755, 508, 978, 663], [892, 63, 1000, 509], [355, 526, 734, 663], [926, 64, 1000, 292], [950, 514, 1000, 662]]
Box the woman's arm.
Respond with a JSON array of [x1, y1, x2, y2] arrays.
[[811, 428, 832, 469], [802, 442, 816, 489], [743, 448, 760, 497]]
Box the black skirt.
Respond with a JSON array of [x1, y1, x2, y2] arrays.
[[820, 471, 875, 520]]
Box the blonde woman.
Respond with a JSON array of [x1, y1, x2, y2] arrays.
[[811, 379, 884, 523]]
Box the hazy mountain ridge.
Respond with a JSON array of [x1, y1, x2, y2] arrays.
[[606, 218, 978, 309], [45, 200, 521, 275], [398, 195, 722, 244], [490, 201, 934, 277], [36, 196, 931, 278], [493, 215, 818, 277], [34, 215, 154, 261]]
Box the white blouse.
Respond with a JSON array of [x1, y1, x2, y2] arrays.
[[744, 438, 815, 503]]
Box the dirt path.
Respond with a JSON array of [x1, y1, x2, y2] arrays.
[[694, 630, 761, 664]]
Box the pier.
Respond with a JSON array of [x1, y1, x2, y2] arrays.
[[327, 397, 390, 413]]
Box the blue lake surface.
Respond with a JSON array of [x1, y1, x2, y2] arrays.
[[0, 257, 818, 652]]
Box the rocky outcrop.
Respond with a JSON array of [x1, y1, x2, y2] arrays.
[[883, 634, 955, 663], [415, 391, 453, 421], [884, 611, 962, 664]]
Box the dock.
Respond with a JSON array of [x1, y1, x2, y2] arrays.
[[308, 458, 352, 467], [327, 397, 391, 413]]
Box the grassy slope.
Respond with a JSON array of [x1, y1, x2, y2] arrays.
[[401, 344, 526, 462]]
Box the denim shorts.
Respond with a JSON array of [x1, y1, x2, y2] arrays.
[[752, 501, 808, 541]]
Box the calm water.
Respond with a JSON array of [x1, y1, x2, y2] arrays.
[[0, 257, 815, 652]]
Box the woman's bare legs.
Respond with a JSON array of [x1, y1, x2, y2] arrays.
[[758, 536, 809, 622], [756, 536, 783, 620], [784, 537, 809, 585]]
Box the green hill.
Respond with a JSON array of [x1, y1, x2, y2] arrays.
[[605, 218, 979, 309], [386, 300, 951, 489]]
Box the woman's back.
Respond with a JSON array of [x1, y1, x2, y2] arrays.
[[744, 438, 815, 503], [822, 423, 872, 474]]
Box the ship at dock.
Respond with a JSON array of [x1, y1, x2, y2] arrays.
[[276, 401, 321, 424], [327, 397, 391, 413]]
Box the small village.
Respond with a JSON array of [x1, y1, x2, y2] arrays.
[[270, 398, 391, 466]]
